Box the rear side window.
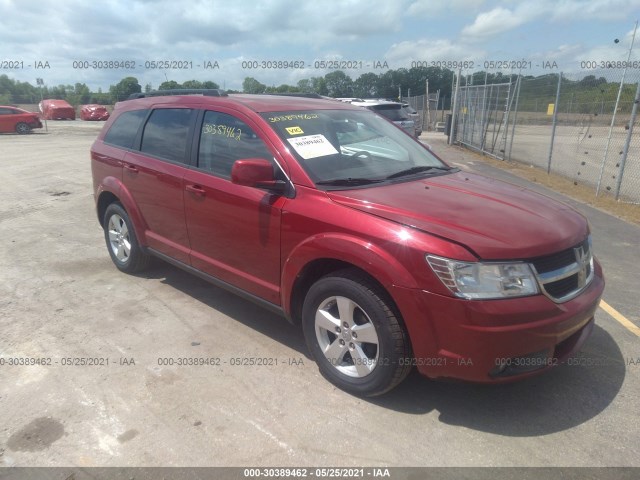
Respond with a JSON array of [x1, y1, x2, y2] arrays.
[[104, 109, 148, 149], [141, 108, 193, 164]]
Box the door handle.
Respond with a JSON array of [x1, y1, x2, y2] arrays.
[[124, 164, 138, 173], [186, 184, 206, 196]]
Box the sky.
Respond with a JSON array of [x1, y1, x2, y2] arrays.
[[1, 0, 640, 92]]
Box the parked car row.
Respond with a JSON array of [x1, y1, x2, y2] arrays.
[[0, 102, 111, 134], [39, 100, 111, 121]]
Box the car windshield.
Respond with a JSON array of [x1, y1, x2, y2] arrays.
[[261, 109, 451, 188]]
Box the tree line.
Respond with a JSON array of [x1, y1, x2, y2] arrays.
[[0, 68, 629, 114]]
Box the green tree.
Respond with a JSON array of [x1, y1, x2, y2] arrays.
[[242, 77, 266, 93], [158, 80, 181, 90], [109, 76, 142, 101], [67, 83, 91, 105], [353, 72, 379, 98], [324, 71, 353, 97], [297, 79, 313, 93], [310, 76, 328, 96], [181, 80, 203, 89]]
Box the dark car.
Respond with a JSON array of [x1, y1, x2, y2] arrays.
[[0, 106, 43, 134], [81, 104, 110, 121], [91, 90, 604, 396]]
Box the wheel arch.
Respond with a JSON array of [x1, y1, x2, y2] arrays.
[[95, 179, 148, 246], [282, 234, 418, 325]]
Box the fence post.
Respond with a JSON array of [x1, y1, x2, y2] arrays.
[[425, 79, 430, 131], [479, 72, 489, 151], [547, 72, 562, 174], [508, 73, 522, 161], [448, 68, 462, 145], [615, 79, 640, 200]]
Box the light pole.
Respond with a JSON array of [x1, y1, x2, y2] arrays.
[[36, 78, 48, 132]]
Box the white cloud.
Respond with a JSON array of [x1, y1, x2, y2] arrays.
[[548, 0, 640, 21], [385, 39, 485, 69], [461, 7, 533, 38], [407, 0, 486, 16]]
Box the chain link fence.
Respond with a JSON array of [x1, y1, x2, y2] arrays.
[[431, 68, 640, 204], [455, 81, 513, 159], [400, 92, 440, 133], [508, 70, 640, 204]]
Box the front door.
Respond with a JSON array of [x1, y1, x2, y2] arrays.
[[184, 110, 286, 305]]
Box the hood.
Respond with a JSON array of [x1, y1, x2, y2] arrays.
[[327, 171, 588, 260]]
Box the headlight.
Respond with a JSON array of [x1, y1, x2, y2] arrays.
[[426, 255, 539, 300]]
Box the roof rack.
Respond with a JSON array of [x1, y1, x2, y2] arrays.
[[127, 89, 228, 100]]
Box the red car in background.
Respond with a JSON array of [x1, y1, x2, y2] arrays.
[[39, 99, 76, 120], [0, 105, 43, 134], [81, 104, 110, 121]]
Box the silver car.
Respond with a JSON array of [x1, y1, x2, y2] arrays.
[[350, 100, 416, 137]]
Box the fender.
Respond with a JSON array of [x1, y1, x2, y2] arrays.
[[96, 177, 149, 247], [281, 232, 420, 313]]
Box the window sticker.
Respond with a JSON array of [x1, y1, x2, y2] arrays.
[[285, 126, 304, 135], [267, 113, 318, 123], [287, 134, 339, 159]]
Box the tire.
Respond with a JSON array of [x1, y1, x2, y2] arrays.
[[103, 203, 150, 273], [15, 122, 31, 134], [302, 269, 412, 396]]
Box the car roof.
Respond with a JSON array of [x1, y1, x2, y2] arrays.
[[351, 100, 402, 108], [0, 105, 26, 110], [116, 93, 359, 114], [40, 99, 73, 106]]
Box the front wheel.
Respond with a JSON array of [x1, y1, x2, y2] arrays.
[[302, 269, 412, 396], [103, 203, 150, 273], [15, 122, 31, 134]]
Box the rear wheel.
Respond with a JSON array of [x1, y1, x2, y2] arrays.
[[302, 269, 412, 396], [103, 203, 150, 273], [15, 122, 31, 134]]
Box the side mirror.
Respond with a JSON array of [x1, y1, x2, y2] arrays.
[[231, 158, 287, 193]]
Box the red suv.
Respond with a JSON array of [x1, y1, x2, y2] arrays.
[[0, 106, 43, 134], [91, 90, 604, 396]]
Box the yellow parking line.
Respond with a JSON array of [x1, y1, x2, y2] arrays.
[[600, 300, 640, 337]]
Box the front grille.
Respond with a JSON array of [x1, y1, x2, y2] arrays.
[[544, 274, 579, 298], [530, 247, 577, 274], [529, 237, 594, 302]]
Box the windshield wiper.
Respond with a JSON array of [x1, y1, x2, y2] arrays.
[[316, 177, 385, 186], [386, 165, 455, 180]]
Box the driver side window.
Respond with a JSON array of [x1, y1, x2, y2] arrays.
[[198, 111, 274, 178]]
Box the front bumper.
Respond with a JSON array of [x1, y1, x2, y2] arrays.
[[391, 259, 605, 382]]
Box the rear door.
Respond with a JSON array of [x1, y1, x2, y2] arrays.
[[183, 109, 286, 305], [123, 107, 196, 263]]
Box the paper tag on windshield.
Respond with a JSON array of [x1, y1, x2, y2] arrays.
[[287, 134, 339, 159]]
